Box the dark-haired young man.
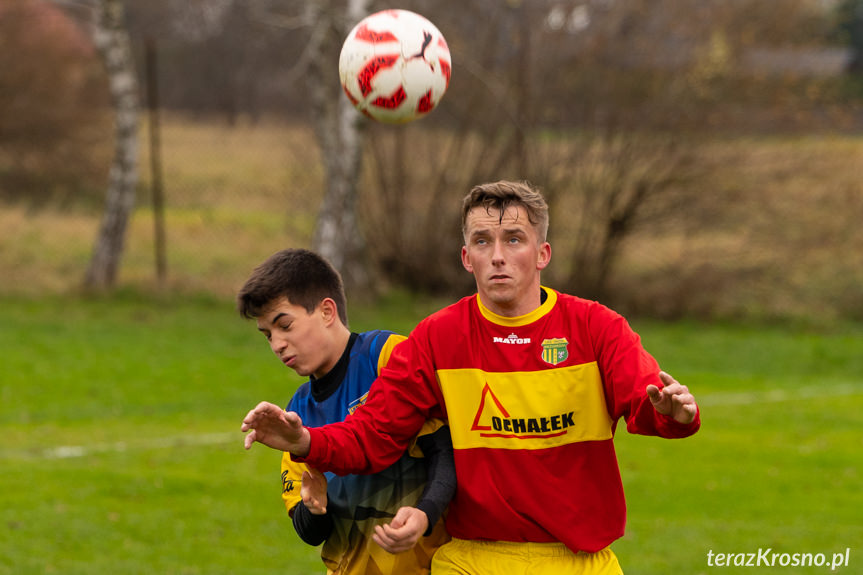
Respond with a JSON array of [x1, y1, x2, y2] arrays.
[[237, 248, 453, 575]]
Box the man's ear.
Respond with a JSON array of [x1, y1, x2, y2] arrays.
[[536, 242, 551, 271], [318, 298, 339, 326], [461, 245, 473, 273]]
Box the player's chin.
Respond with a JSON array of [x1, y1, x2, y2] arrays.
[[290, 363, 312, 377], [484, 284, 516, 303]]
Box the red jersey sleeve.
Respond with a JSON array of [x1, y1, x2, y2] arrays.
[[302, 322, 447, 475], [588, 302, 700, 438]]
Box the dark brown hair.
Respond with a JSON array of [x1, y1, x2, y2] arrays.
[[237, 249, 348, 325]]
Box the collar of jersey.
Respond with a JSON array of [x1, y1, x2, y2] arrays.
[[476, 287, 557, 327]]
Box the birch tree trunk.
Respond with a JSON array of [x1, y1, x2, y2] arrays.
[[85, 0, 139, 289], [308, 0, 370, 293]]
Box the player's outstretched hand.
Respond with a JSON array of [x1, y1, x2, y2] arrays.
[[647, 371, 698, 424], [301, 468, 328, 515], [372, 506, 428, 554], [241, 401, 311, 456]]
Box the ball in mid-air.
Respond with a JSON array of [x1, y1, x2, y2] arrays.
[[339, 9, 452, 124]]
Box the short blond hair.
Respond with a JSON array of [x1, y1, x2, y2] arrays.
[[461, 180, 549, 242]]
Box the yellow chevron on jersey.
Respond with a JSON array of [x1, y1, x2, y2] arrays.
[[438, 361, 613, 450]]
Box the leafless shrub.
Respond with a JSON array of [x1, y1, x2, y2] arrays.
[[0, 0, 111, 207]]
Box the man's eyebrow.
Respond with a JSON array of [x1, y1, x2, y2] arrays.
[[472, 225, 528, 236], [258, 311, 289, 331]]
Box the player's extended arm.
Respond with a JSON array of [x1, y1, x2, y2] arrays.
[[241, 401, 311, 456], [413, 425, 456, 535], [646, 371, 698, 424], [251, 331, 443, 475]]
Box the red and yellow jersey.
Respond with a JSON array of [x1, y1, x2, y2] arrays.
[[303, 289, 700, 554]]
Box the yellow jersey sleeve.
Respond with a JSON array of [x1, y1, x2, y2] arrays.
[[376, 333, 407, 374], [280, 451, 310, 515]]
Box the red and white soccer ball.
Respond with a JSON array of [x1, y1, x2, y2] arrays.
[[338, 9, 452, 124]]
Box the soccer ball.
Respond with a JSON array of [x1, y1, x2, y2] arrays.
[[339, 9, 452, 124]]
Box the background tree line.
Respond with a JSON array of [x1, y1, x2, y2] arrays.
[[1, 0, 862, 318]]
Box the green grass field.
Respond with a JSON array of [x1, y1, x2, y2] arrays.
[[1, 293, 861, 574]]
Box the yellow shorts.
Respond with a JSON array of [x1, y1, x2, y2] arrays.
[[431, 538, 623, 575]]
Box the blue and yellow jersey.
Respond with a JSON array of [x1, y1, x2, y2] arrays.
[[281, 330, 448, 575]]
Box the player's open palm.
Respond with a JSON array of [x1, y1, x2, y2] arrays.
[[647, 371, 698, 424], [301, 468, 328, 515], [241, 401, 305, 452]]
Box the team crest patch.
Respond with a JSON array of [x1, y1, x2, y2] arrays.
[[541, 338, 569, 365], [347, 392, 369, 415]]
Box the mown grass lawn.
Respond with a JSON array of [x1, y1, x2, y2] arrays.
[[1, 294, 860, 574]]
